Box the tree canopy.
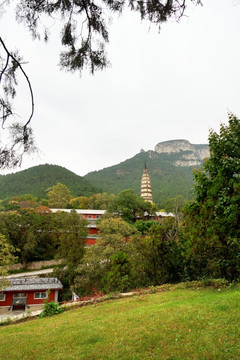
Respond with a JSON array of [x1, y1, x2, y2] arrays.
[[47, 183, 72, 209], [182, 114, 240, 281], [0, 234, 17, 287], [75, 217, 136, 294], [108, 189, 157, 223], [0, 0, 201, 168]]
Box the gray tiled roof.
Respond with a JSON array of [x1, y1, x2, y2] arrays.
[[51, 209, 105, 215], [2, 277, 63, 292]]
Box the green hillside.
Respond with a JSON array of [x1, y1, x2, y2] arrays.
[[0, 164, 100, 200], [84, 150, 198, 205], [1, 285, 239, 359]]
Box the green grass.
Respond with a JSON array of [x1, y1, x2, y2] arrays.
[[0, 287, 240, 359]]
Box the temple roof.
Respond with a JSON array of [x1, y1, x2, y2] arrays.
[[2, 277, 63, 292]]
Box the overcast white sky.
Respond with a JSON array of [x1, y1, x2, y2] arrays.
[[1, 0, 240, 176]]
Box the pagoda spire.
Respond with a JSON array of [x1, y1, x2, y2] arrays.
[[141, 161, 153, 202]]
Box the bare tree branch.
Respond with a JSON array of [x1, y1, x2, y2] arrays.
[[0, 36, 34, 128]]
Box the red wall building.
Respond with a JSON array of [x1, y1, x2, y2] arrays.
[[0, 278, 63, 311], [51, 209, 105, 245], [50, 209, 174, 245]]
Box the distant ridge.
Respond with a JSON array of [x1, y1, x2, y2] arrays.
[[84, 140, 209, 206], [0, 164, 100, 199], [0, 140, 209, 205]]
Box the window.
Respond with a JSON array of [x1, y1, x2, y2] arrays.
[[13, 293, 27, 298], [0, 293, 5, 301], [34, 292, 47, 299], [88, 215, 92, 219]]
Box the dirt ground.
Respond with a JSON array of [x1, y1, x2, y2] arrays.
[[0, 305, 43, 322]]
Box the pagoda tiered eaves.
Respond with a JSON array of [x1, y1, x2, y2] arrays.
[[140, 167, 153, 202]]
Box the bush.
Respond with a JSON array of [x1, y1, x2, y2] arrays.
[[39, 301, 63, 318]]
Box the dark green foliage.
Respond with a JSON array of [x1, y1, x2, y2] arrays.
[[55, 212, 88, 278], [0, 208, 88, 267], [182, 114, 240, 281], [134, 220, 157, 235], [164, 195, 187, 214], [1, 202, 20, 211], [163, 195, 187, 223], [0, 164, 100, 200], [0, 234, 17, 281], [102, 251, 132, 292], [108, 189, 156, 223], [69, 192, 115, 210], [58, 279, 73, 303], [53, 211, 88, 295], [0, 208, 58, 265], [39, 301, 63, 318], [129, 218, 185, 286], [75, 217, 184, 295], [85, 150, 197, 207], [74, 217, 136, 295]]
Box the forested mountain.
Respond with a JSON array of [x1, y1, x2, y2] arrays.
[[0, 140, 209, 206], [84, 140, 209, 206], [0, 164, 100, 200]]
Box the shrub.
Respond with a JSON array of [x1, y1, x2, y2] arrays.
[[39, 301, 63, 318]]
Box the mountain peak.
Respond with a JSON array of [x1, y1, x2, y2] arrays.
[[154, 139, 209, 166], [155, 139, 193, 153]]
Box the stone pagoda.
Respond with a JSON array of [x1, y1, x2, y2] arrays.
[[140, 161, 153, 202]]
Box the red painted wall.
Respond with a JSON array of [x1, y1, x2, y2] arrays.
[[27, 290, 55, 304], [86, 238, 97, 245], [89, 228, 98, 235], [84, 214, 99, 219], [0, 293, 13, 307], [0, 289, 58, 307]]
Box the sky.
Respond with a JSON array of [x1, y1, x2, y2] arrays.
[[1, 0, 240, 177]]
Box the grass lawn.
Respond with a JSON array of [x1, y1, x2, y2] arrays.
[[0, 286, 239, 359]]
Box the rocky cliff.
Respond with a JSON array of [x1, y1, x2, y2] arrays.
[[154, 140, 209, 166]]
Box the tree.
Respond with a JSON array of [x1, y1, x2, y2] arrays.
[[129, 218, 184, 286], [18, 194, 38, 209], [0, 210, 35, 266], [75, 217, 136, 294], [102, 251, 132, 292], [55, 211, 88, 288], [69, 196, 89, 209], [20, 194, 38, 203], [164, 195, 187, 223], [134, 219, 157, 235], [0, 234, 17, 288], [182, 114, 240, 281], [88, 192, 115, 210], [0, 208, 58, 265], [47, 183, 72, 208], [108, 189, 156, 223], [0, 0, 201, 168]]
